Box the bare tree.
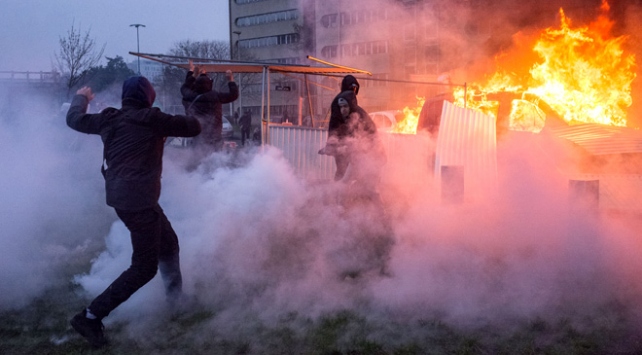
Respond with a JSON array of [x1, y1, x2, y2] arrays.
[[170, 39, 230, 59], [55, 21, 105, 97], [168, 40, 230, 87]]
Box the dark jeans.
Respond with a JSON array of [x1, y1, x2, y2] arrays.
[[241, 127, 250, 146], [88, 204, 183, 319]]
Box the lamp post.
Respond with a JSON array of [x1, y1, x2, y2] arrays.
[[233, 31, 242, 116], [130, 24, 146, 74]]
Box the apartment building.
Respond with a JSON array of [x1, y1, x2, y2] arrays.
[[229, 0, 455, 123], [229, 0, 306, 122]]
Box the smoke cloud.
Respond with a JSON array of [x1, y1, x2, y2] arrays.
[[2, 1, 642, 350]]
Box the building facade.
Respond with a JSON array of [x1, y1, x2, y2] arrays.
[[229, 0, 478, 125]]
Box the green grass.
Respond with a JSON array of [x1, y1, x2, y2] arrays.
[[2, 282, 642, 355]]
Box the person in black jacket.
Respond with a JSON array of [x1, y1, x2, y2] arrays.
[[320, 75, 384, 182], [321, 90, 393, 279], [239, 109, 252, 146], [181, 69, 238, 155], [327, 90, 386, 189], [66, 76, 201, 348]]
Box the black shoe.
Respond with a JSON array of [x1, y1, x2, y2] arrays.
[[70, 310, 108, 348]]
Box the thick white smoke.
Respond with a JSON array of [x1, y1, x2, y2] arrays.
[[63, 126, 642, 342], [0, 89, 114, 309], [2, 84, 642, 351]]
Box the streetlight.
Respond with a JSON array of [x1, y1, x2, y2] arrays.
[[130, 24, 146, 74], [232, 31, 241, 61], [233, 31, 242, 116]]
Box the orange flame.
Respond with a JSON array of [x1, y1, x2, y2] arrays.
[[454, 0, 636, 131], [393, 96, 425, 134]]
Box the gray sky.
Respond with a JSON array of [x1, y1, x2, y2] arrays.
[[0, 0, 230, 72]]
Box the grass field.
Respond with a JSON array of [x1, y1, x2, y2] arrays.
[[2, 263, 642, 355]]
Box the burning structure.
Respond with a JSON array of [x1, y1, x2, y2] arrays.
[[266, 0, 642, 215]]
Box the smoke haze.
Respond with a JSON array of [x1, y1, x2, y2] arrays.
[[3, 88, 642, 347], [2, 0, 642, 350]]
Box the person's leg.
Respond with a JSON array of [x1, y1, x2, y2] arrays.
[[244, 128, 250, 145], [87, 208, 161, 319], [155, 205, 183, 300], [334, 153, 350, 181]]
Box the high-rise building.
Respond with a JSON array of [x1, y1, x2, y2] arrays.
[[228, 0, 462, 122]]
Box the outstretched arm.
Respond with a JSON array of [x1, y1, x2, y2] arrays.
[[218, 70, 239, 104], [66, 86, 103, 134]]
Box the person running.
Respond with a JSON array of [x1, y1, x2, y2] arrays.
[[66, 76, 201, 348]]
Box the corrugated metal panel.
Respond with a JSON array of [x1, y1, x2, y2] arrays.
[[268, 125, 335, 180], [548, 123, 642, 155], [570, 174, 642, 212], [267, 125, 435, 183], [434, 101, 498, 199]]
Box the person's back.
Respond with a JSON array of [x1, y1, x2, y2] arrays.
[[66, 76, 201, 348], [69, 76, 202, 210]]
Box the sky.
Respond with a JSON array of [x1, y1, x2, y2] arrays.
[[0, 0, 230, 72]]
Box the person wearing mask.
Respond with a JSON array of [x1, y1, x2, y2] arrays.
[[323, 90, 393, 278], [329, 90, 386, 192], [319, 75, 379, 181], [181, 68, 239, 155], [66, 76, 201, 348]]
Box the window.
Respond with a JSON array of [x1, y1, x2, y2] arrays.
[[271, 57, 300, 64], [236, 9, 298, 27], [403, 24, 416, 41], [321, 14, 338, 28], [321, 46, 338, 58], [239, 33, 299, 49], [373, 41, 388, 54], [341, 44, 352, 57], [338, 41, 388, 58]]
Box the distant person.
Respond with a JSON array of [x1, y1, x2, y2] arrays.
[[181, 68, 238, 155], [321, 90, 392, 278], [233, 110, 239, 126], [66, 77, 201, 348], [320, 75, 378, 181], [328, 90, 386, 191], [239, 109, 252, 146]]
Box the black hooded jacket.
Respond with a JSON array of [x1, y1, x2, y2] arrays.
[[67, 76, 202, 210], [340, 75, 360, 95], [181, 72, 239, 146], [328, 90, 377, 140]]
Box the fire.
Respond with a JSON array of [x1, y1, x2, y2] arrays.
[[453, 71, 520, 118], [393, 96, 425, 134], [454, 0, 636, 131]]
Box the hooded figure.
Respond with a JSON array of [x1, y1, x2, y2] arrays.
[[66, 76, 201, 348], [323, 89, 393, 280], [181, 70, 238, 154], [121, 75, 156, 108], [321, 90, 385, 183], [341, 74, 360, 95]]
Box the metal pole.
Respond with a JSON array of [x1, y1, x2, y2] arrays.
[[233, 31, 242, 117], [130, 24, 146, 74]]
